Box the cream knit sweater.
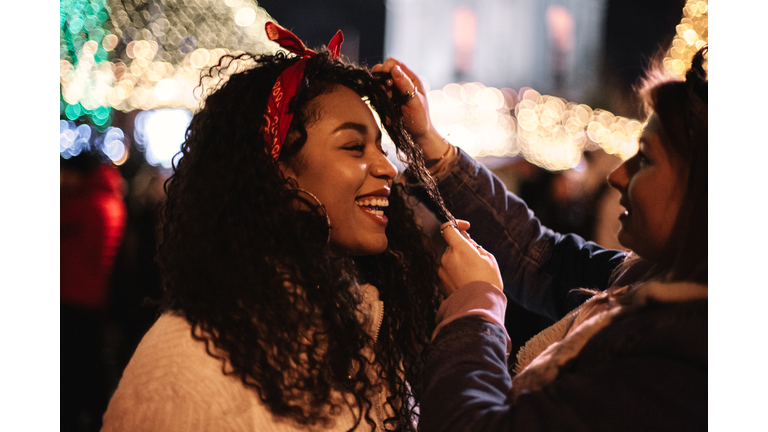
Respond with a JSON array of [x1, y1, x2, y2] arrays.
[[102, 284, 392, 432]]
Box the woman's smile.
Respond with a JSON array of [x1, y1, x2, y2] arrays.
[[355, 188, 390, 225]]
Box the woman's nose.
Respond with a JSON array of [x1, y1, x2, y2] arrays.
[[607, 161, 628, 191], [372, 153, 398, 180]]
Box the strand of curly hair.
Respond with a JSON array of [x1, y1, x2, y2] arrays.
[[157, 49, 450, 431]]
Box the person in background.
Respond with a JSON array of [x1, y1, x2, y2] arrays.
[[61, 150, 127, 432], [101, 22, 454, 432], [391, 48, 708, 430]]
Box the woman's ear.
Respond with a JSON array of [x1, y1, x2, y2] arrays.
[[277, 161, 299, 184], [278, 160, 299, 183]]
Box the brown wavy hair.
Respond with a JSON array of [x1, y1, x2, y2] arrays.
[[158, 49, 450, 430], [609, 47, 708, 287]]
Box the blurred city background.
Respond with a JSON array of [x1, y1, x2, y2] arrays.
[[59, 0, 708, 430]]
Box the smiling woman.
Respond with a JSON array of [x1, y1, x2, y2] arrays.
[[101, 22, 451, 432]]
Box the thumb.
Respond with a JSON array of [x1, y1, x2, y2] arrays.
[[455, 219, 471, 232]]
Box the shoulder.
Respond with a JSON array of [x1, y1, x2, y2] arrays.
[[599, 281, 707, 356], [116, 313, 227, 385], [102, 314, 264, 431], [514, 300, 707, 431], [596, 298, 707, 358], [577, 280, 707, 356], [566, 298, 707, 399]]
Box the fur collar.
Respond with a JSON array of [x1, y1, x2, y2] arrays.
[[509, 281, 707, 403]]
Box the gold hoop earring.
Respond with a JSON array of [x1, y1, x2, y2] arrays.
[[288, 187, 332, 246]]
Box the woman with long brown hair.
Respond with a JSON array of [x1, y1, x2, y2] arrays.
[[377, 48, 707, 430]]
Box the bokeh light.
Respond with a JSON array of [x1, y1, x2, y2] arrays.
[[60, 1, 706, 172], [60, 0, 116, 130], [60, 0, 281, 116], [60, 119, 128, 165], [426, 82, 644, 170], [422, 0, 706, 170], [664, 0, 708, 78], [235, 6, 257, 27], [134, 109, 193, 169]]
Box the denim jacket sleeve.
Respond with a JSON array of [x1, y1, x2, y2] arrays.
[[436, 150, 626, 321], [421, 317, 514, 431]]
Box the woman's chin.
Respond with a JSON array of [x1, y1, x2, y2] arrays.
[[616, 228, 633, 252], [330, 238, 389, 257], [617, 227, 670, 262], [356, 241, 389, 256]]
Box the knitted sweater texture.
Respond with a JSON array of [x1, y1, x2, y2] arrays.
[[102, 284, 389, 431]]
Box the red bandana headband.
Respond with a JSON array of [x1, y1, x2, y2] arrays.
[[263, 22, 344, 161]]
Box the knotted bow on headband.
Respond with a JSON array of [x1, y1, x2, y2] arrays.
[[263, 22, 344, 161]]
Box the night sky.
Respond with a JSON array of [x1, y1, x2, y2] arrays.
[[603, 0, 686, 95]]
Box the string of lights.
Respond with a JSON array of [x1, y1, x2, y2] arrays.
[[424, 83, 645, 170], [59, 0, 707, 170], [428, 0, 707, 169], [664, 0, 708, 79]]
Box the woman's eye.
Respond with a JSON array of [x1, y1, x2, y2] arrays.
[[345, 144, 366, 153]]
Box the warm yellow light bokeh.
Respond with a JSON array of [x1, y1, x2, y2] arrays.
[[62, 0, 707, 171], [431, 0, 707, 169], [665, 0, 708, 79]]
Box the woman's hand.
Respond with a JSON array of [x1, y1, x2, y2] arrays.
[[438, 220, 503, 298], [372, 59, 450, 160]]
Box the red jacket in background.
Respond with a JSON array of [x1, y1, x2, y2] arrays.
[[61, 163, 127, 310]]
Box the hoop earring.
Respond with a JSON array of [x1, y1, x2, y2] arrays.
[[288, 187, 332, 246]]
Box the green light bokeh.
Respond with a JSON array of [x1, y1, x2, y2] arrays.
[[60, 0, 114, 128]]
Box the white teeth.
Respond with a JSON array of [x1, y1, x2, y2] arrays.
[[355, 197, 389, 216], [355, 197, 389, 208]]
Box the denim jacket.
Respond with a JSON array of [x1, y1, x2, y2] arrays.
[[421, 302, 707, 432], [434, 149, 626, 322], [420, 280, 707, 432]]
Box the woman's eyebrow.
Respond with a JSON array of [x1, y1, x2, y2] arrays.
[[332, 122, 383, 143]]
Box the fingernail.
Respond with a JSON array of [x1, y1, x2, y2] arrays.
[[394, 65, 402, 76]]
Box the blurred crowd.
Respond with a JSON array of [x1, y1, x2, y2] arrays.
[[61, 151, 166, 432]]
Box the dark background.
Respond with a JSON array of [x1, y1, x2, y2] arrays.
[[258, 0, 388, 67]]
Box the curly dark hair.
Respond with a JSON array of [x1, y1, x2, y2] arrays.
[[158, 48, 451, 431]]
